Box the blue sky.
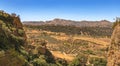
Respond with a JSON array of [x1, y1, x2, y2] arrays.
[[0, 0, 119, 21]]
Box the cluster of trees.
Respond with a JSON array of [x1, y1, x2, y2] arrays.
[[25, 25, 113, 37], [113, 17, 120, 29]]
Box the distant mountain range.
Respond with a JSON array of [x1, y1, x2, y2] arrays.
[[23, 18, 113, 27]]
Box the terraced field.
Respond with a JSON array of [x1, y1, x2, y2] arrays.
[[25, 27, 110, 62]]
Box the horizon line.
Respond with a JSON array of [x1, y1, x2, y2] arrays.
[[22, 18, 114, 22]]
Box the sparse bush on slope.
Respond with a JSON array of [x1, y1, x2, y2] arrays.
[[69, 54, 88, 66]]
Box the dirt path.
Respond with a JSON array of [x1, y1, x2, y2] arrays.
[[51, 51, 74, 61]]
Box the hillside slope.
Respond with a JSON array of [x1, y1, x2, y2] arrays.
[[0, 11, 57, 66], [0, 11, 27, 66], [0, 11, 27, 50], [23, 18, 112, 27]]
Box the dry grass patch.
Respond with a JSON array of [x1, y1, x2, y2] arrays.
[[51, 51, 74, 61]]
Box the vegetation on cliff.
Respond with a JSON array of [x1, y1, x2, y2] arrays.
[[0, 11, 59, 66], [0, 10, 27, 66], [107, 18, 120, 66]]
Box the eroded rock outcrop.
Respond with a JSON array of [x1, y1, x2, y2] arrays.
[[0, 11, 27, 66], [107, 20, 120, 66], [0, 11, 64, 66], [0, 11, 26, 50]]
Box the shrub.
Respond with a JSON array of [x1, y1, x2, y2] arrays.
[[112, 17, 120, 29], [89, 57, 107, 66], [32, 58, 48, 66], [0, 49, 26, 66], [69, 55, 88, 66], [18, 29, 24, 36], [56, 58, 68, 66], [84, 50, 95, 55]]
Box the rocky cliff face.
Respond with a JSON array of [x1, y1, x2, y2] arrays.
[[0, 11, 26, 51], [0, 11, 27, 66], [107, 22, 120, 66], [0, 11, 56, 66]]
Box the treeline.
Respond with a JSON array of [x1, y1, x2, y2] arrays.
[[24, 25, 113, 37]]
